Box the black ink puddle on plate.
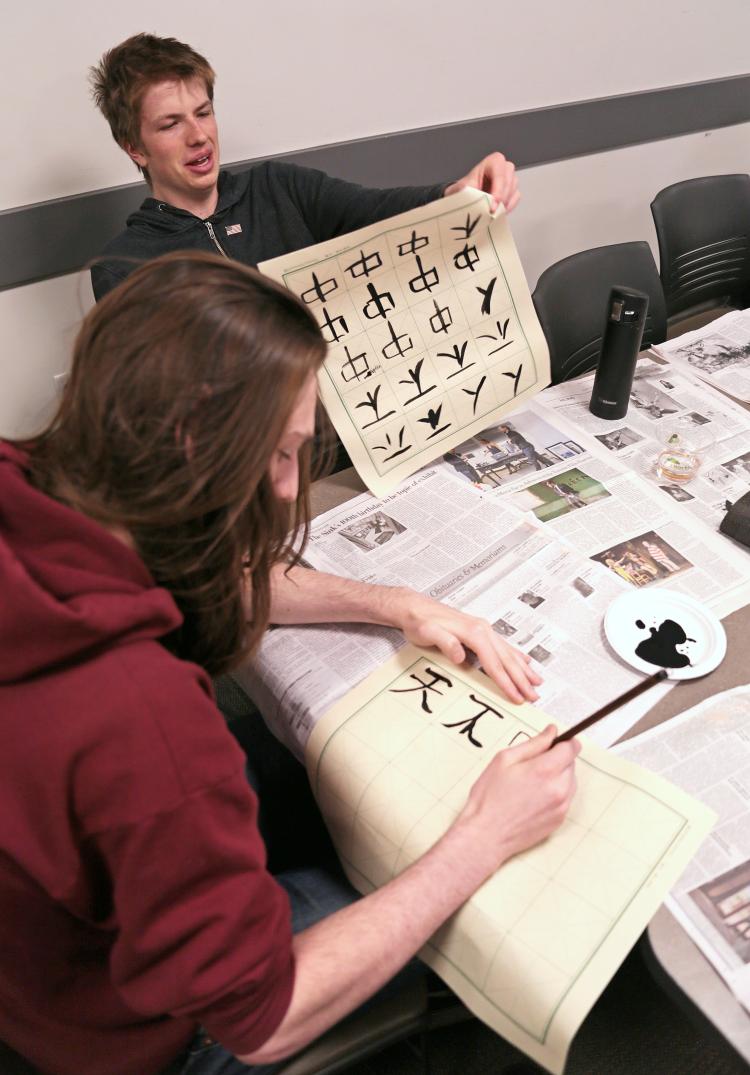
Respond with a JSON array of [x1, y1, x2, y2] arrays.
[[634, 618, 696, 669]]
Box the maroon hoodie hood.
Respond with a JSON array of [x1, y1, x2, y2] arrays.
[[0, 442, 181, 683], [0, 444, 297, 1075]]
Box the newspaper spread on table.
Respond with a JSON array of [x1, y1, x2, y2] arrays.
[[307, 645, 715, 1075], [652, 309, 750, 403], [534, 357, 750, 532], [239, 466, 648, 758], [616, 686, 750, 1012], [235, 385, 750, 760]]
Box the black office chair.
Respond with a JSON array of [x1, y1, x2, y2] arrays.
[[650, 174, 750, 325], [532, 241, 667, 384]]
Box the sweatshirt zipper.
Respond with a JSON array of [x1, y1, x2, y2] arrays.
[[204, 220, 228, 257]]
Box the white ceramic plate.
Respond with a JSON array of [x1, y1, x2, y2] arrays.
[[604, 589, 727, 680]]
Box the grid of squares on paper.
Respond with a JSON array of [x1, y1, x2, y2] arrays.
[[314, 657, 690, 1044], [281, 199, 539, 476]]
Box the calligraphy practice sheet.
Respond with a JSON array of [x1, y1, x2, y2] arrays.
[[306, 647, 714, 1074], [259, 189, 550, 495]]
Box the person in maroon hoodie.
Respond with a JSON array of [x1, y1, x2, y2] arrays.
[[0, 252, 578, 1075]]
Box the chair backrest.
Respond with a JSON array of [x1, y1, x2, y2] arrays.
[[650, 174, 750, 319], [532, 241, 667, 384]]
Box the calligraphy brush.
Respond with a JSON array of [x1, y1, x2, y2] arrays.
[[552, 668, 669, 746]]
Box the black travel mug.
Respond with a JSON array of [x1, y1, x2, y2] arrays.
[[588, 286, 650, 420]]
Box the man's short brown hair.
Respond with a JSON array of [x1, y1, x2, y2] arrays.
[[90, 33, 215, 173]]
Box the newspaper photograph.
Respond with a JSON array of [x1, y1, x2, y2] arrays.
[[440, 408, 585, 494], [616, 686, 750, 1011], [652, 309, 750, 403]]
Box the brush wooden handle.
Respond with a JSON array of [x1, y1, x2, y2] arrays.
[[552, 668, 669, 745]]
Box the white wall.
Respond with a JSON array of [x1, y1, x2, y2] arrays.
[[2, 0, 749, 209], [514, 124, 750, 288], [0, 274, 93, 437], [2, 1, 749, 436]]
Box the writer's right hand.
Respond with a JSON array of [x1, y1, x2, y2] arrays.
[[457, 725, 579, 878]]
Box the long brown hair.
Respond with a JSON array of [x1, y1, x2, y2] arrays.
[[25, 252, 326, 675]]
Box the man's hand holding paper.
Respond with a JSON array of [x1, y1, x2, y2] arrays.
[[444, 151, 521, 214]]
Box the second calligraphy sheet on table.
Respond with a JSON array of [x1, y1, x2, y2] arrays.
[[306, 646, 714, 1074]]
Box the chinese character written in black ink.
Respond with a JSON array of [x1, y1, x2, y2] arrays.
[[340, 344, 374, 383], [363, 282, 395, 321], [398, 229, 429, 257], [476, 277, 497, 316], [418, 404, 451, 440], [429, 299, 453, 335], [462, 375, 487, 415], [438, 340, 475, 379], [372, 425, 413, 462], [508, 730, 531, 747], [355, 384, 396, 429], [399, 358, 436, 405], [345, 248, 383, 279], [451, 213, 480, 240], [408, 254, 440, 294], [320, 307, 349, 344], [442, 693, 505, 748], [381, 320, 414, 361], [301, 271, 338, 305], [453, 243, 479, 272], [502, 364, 524, 396], [391, 666, 453, 713], [478, 317, 512, 355]]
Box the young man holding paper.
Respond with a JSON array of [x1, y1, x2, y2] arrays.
[[89, 32, 520, 301]]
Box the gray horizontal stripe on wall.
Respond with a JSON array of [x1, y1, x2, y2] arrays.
[[3, 73, 750, 292]]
